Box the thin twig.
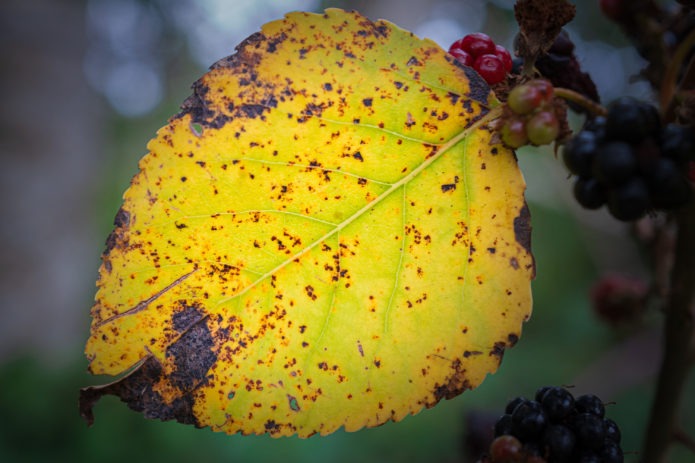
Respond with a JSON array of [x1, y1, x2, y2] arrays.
[[553, 87, 607, 117], [642, 198, 695, 461]]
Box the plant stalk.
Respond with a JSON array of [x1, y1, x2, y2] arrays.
[[642, 198, 695, 461]]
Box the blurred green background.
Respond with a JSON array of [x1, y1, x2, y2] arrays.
[[1, 0, 693, 462]]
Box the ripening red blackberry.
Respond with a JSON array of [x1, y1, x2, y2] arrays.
[[563, 98, 693, 221], [590, 273, 648, 326], [449, 33, 511, 85], [485, 386, 623, 463], [489, 435, 524, 462]]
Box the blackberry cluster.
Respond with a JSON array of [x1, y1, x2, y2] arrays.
[[480, 386, 623, 463], [449, 33, 512, 85], [563, 97, 694, 221]]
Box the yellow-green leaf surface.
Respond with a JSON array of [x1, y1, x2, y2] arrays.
[[80, 8, 534, 437]]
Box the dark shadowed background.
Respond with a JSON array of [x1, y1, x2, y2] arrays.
[[1, 0, 693, 462]]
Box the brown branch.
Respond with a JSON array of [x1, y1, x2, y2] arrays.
[[674, 427, 695, 454], [642, 198, 695, 461]]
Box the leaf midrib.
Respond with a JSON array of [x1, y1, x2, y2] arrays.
[[217, 108, 498, 306]]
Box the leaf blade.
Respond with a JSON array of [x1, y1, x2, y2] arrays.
[[83, 8, 534, 437]]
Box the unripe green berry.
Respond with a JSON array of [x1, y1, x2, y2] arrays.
[[501, 117, 529, 148], [507, 84, 543, 115], [526, 111, 560, 145]]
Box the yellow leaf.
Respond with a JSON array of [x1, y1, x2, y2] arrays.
[[80, 8, 534, 437]]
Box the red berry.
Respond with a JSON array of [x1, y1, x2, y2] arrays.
[[450, 48, 473, 66], [494, 44, 513, 72], [458, 32, 496, 57], [591, 274, 648, 325], [526, 110, 560, 145], [473, 54, 507, 84], [489, 435, 523, 463]]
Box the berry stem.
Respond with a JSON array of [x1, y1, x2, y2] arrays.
[[553, 87, 607, 117], [642, 198, 695, 461], [659, 28, 695, 112]]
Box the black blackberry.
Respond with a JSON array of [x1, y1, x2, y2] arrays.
[[535, 385, 554, 402], [661, 124, 695, 163], [605, 97, 660, 143], [600, 441, 624, 463], [593, 141, 637, 185], [541, 386, 575, 421], [574, 394, 606, 418], [564, 130, 599, 176], [487, 387, 624, 463], [572, 413, 606, 450], [645, 157, 691, 208], [505, 396, 527, 414], [511, 399, 547, 440], [562, 97, 692, 221], [541, 424, 575, 460], [607, 177, 650, 221], [494, 413, 513, 437], [603, 418, 621, 443], [585, 116, 607, 139], [573, 177, 606, 210]]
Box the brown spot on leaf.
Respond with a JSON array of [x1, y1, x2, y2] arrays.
[[264, 420, 280, 434], [238, 104, 268, 119], [431, 359, 471, 404], [513, 203, 535, 277], [489, 341, 506, 359], [167, 317, 216, 390], [172, 302, 206, 332], [79, 356, 200, 427], [104, 208, 131, 256]]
